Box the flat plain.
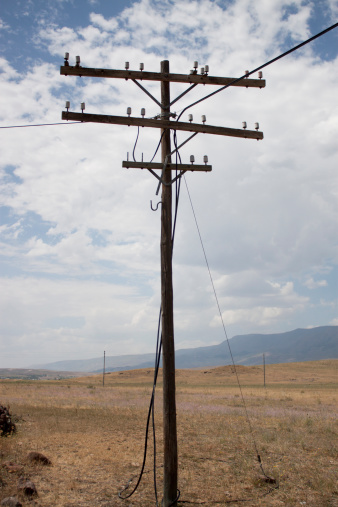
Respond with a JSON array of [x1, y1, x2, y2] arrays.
[[1, 360, 337, 506]]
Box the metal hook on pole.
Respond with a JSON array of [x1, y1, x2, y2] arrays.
[[150, 200, 162, 211]]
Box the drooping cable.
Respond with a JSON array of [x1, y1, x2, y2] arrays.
[[132, 126, 140, 162], [118, 306, 162, 502], [119, 130, 183, 506], [119, 126, 163, 503], [151, 306, 163, 505], [113, 21, 338, 503], [150, 131, 165, 163], [172, 130, 182, 249]]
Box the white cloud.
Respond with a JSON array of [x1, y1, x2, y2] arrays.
[[214, 305, 294, 327], [208, 275, 307, 329], [89, 13, 118, 32], [0, 0, 337, 366], [328, 0, 338, 17], [0, 18, 10, 31], [304, 277, 328, 289], [0, 276, 159, 366]]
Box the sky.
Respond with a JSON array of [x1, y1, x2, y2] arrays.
[[0, 0, 337, 368]]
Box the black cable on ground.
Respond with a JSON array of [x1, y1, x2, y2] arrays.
[[119, 131, 183, 505], [118, 307, 162, 502], [115, 21, 338, 503], [152, 308, 163, 504]]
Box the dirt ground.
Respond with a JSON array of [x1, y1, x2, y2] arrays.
[[1, 360, 338, 506]]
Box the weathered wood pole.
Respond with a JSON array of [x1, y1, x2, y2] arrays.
[[160, 59, 178, 507]]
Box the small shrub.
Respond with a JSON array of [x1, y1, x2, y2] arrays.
[[0, 405, 16, 436]]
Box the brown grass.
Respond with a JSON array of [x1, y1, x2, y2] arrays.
[[1, 360, 338, 506]]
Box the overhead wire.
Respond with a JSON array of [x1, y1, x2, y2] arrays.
[[4, 21, 335, 505], [118, 22, 338, 502], [155, 17, 338, 500], [0, 122, 82, 129], [1, 22, 337, 132], [176, 21, 338, 121]]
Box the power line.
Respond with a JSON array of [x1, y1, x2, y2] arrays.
[[0, 122, 82, 129], [176, 21, 338, 120], [1, 22, 337, 132]]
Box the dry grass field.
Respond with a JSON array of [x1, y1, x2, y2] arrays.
[[0, 360, 337, 506]]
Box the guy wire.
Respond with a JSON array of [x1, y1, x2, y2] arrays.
[[183, 176, 270, 478]]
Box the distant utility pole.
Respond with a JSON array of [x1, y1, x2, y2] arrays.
[[103, 350, 106, 387], [263, 353, 266, 388], [61, 55, 265, 507]]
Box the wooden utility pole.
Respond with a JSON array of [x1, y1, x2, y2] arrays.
[[103, 350, 106, 387], [60, 56, 265, 506], [263, 353, 266, 388], [160, 60, 178, 506]]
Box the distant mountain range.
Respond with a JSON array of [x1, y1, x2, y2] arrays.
[[33, 326, 338, 372]]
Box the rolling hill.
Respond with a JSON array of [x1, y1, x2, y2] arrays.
[[32, 326, 338, 372]]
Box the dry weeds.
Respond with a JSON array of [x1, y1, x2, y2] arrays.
[[0, 360, 337, 506]]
